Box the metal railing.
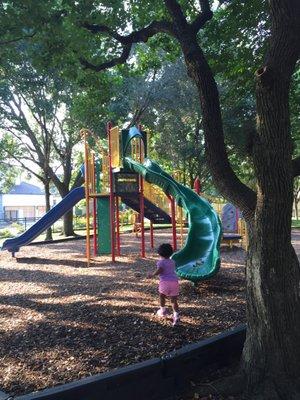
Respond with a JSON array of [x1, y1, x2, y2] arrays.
[[0, 216, 87, 238]]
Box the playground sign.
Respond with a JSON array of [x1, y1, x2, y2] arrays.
[[113, 173, 139, 194]]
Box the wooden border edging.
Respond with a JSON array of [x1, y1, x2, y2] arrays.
[[0, 390, 11, 400], [12, 325, 246, 400]]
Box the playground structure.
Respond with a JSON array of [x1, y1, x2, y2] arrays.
[[215, 201, 247, 250], [1, 123, 247, 280], [193, 181, 247, 250], [81, 124, 222, 282], [81, 124, 182, 263]]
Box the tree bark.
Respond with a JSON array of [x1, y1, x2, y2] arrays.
[[172, 8, 300, 400], [49, 168, 84, 237], [57, 187, 76, 237], [179, 37, 256, 218], [43, 180, 53, 241], [243, 220, 300, 399], [63, 209, 74, 237], [241, 64, 300, 400], [239, 2, 300, 398]]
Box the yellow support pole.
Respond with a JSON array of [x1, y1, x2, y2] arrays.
[[90, 153, 95, 193]]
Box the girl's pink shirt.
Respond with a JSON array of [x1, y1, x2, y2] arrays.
[[157, 258, 178, 282]]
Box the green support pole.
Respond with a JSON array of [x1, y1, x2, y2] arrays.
[[97, 196, 111, 254], [96, 160, 111, 254]]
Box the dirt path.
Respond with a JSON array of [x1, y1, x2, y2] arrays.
[[0, 227, 273, 396]]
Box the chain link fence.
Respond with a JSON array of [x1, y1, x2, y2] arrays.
[[0, 216, 86, 240]]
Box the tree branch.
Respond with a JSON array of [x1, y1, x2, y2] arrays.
[[167, 3, 257, 216], [3, 148, 44, 182], [191, 0, 213, 32], [71, 169, 85, 190], [5, 93, 46, 163], [164, 0, 189, 29], [266, 0, 300, 78], [80, 0, 256, 215], [79, 44, 132, 71], [81, 22, 128, 43], [80, 20, 174, 71], [0, 31, 36, 46]]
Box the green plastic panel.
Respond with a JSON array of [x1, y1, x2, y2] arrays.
[[97, 196, 111, 254], [121, 126, 147, 159], [123, 157, 222, 283]]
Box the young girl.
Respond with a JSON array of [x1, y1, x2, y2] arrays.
[[148, 243, 180, 326]]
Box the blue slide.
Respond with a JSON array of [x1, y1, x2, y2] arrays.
[[1, 187, 85, 255]]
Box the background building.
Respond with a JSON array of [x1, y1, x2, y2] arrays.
[[0, 182, 60, 220]]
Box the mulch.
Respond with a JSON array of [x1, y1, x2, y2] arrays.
[[0, 229, 246, 396]]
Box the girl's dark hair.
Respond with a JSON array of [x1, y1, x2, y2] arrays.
[[157, 243, 173, 258]]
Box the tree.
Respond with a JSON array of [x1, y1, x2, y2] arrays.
[[0, 139, 19, 193], [110, 60, 210, 188], [0, 62, 83, 237], [2, 1, 300, 398]]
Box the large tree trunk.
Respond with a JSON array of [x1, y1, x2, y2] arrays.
[[241, 33, 300, 397], [53, 168, 84, 237], [243, 220, 300, 399], [175, 11, 300, 400], [240, 2, 300, 397], [44, 180, 53, 241], [63, 209, 75, 237], [59, 188, 75, 237]]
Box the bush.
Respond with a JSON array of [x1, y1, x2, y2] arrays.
[[74, 216, 86, 230], [10, 222, 24, 233], [0, 229, 13, 239]]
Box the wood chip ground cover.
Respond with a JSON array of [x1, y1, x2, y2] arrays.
[[1, 228, 291, 396]]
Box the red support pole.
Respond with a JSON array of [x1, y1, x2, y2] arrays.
[[107, 121, 116, 262], [139, 176, 145, 257], [83, 130, 91, 266], [194, 176, 201, 195], [139, 133, 145, 258], [150, 221, 154, 249], [116, 196, 121, 255]]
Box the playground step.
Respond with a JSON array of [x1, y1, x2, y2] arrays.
[[121, 194, 171, 224]]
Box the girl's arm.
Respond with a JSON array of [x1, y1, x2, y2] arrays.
[[147, 267, 163, 278]]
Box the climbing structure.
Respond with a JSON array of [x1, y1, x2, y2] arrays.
[[83, 125, 222, 282], [2, 123, 222, 282]]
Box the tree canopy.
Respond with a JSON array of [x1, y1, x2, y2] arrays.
[[1, 1, 300, 399]]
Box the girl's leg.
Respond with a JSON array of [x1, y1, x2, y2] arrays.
[[171, 296, 179, 325], [170, 296, 179, 312], [160, 293, 166, 307], [157, 293, 167, 317]]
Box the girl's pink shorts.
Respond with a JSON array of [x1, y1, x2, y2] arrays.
[[159, 280, 179, 297]]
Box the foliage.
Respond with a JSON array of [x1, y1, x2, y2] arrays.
[[1, 1, 300, 398], [0, 229, 13, 239], [0, 152, 19, 193]]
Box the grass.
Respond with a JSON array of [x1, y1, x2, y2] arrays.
[[292, 219, 300, 229]]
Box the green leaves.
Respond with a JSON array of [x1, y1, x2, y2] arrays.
[[1, 0, 298, 195]]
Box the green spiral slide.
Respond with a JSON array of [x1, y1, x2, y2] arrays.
[[124, 157, 222, 283]]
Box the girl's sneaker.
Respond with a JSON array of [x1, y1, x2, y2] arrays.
[[156, 308, 167, 317], [172, 313, 180, 326]]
